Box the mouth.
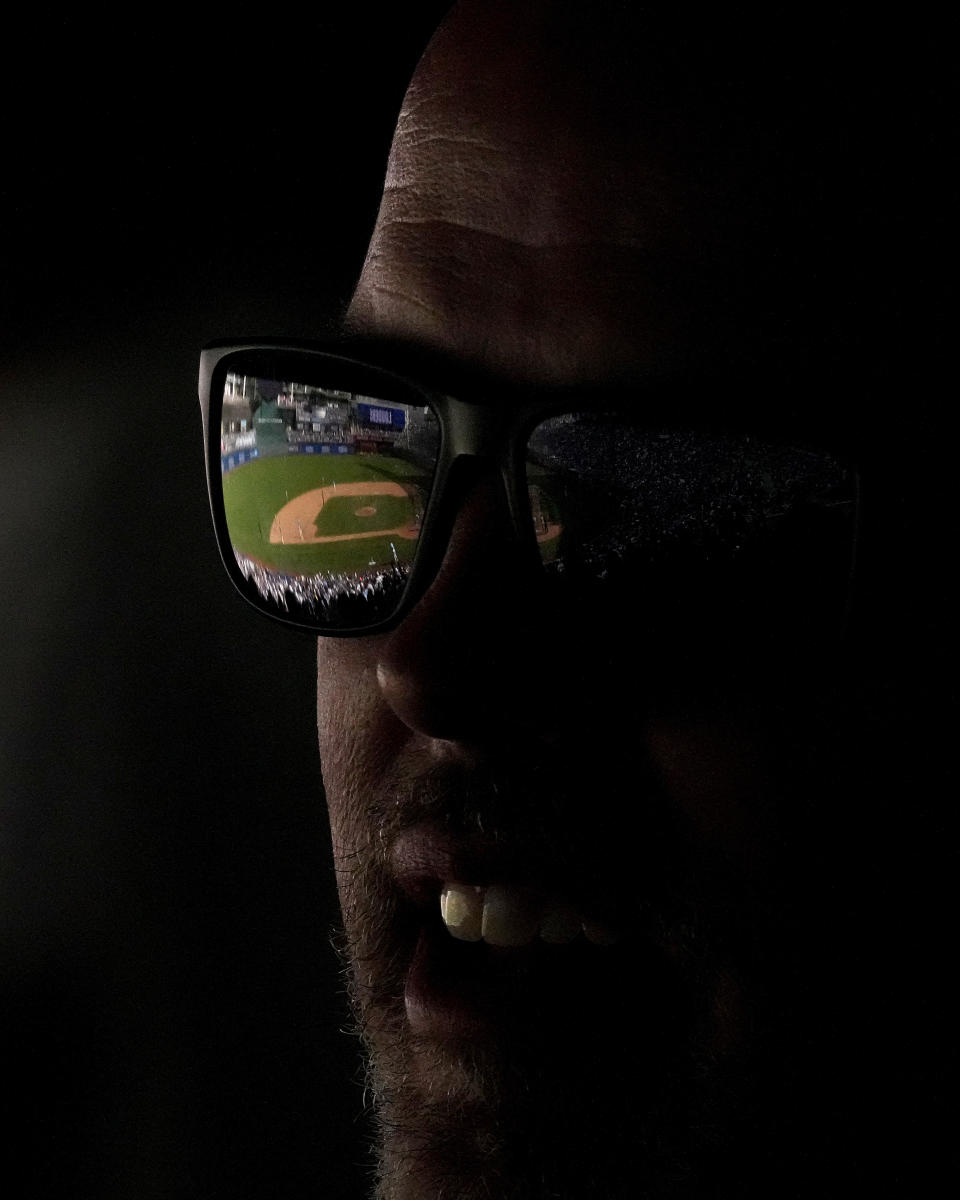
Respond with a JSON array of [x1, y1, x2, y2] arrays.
[[388, 823, 681, 1041], [440, 881, 621, 946]]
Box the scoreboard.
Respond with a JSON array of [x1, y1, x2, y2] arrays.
[[356, 401, 406, 431]]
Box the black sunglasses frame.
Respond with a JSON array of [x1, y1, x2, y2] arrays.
[[199, 337, 862, 638], [201, 339, 608, 636]]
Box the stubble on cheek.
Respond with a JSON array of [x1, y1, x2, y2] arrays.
[[316, 640, 414, 1036], [317, 640, 392, 859]]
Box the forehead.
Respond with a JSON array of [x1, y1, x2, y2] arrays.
[[346, 7, 757, 390]]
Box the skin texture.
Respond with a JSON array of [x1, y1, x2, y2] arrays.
[[317, 5, 852, 1197], [344, 7, 758, 387]]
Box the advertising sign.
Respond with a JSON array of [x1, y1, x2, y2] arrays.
[[356, 402, 406, 430]]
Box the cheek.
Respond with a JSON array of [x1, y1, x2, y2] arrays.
[[316, 639, 381, 756], [644, 718, 780, 875], [316, 638, 403, 844]]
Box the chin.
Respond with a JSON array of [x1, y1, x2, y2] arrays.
[[340, 908, 769, 1200]]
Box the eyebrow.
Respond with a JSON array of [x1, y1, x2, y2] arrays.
[[328, 327, 858, 452]]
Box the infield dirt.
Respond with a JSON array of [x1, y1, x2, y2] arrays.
[[269, 480, 419, 544]]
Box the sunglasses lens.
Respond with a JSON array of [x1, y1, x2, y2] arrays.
[[526, 412, 857, 636], [217, 367, 440, 629]]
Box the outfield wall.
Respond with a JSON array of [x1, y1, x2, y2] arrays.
[[221, 447, 260, 473], [221, 443, 356, 474]]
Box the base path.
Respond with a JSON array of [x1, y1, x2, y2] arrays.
[[269, 481, 419, 545]]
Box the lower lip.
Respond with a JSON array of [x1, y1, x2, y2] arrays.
[[402, 919, 649, 1040], [404, 925, 503, 1038]]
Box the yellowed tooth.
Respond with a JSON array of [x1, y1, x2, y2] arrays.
[[582, 918, 622, 946], [440, 883, 483, 942], [481, 885, 541, 947], [539, 902, 582, 945]]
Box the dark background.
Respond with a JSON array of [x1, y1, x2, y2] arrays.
[[2, 10, 448, 1198], [1, 7, 952, 1199]]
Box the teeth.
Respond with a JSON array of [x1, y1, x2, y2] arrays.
[[482, 885, 540, 947], [539, 901, 582, 945], [581, 917, 622, 946], [439, 883, 621, 947], [440, 883, 483, 942]]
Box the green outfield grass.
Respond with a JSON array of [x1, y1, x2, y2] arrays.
[[312, 493, 412, 538], [223, 451, 431, 575]]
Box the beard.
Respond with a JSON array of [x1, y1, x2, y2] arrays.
[[343, 973, 761, 1200], [326, 745, 813, 1200]]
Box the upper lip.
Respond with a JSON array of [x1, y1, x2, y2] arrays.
[[389, 822, 540, 903], [388, 820, 621, 925]]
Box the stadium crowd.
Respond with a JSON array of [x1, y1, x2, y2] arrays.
[[530, 419, 854, 575], [234, 550, 408, 627]]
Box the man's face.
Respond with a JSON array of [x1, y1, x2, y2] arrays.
[[317, 7, 838, 1198]]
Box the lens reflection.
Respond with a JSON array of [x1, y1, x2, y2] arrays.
[[525, 413, 857, 631], [220, 373, 440, 627]]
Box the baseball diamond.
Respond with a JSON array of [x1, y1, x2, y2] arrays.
[[222, 452, 430, 577], [224, 452, 563, 582], [269, 481, 418, 544]]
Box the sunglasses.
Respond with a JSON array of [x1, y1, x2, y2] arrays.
[[199, 339, 859, 639]]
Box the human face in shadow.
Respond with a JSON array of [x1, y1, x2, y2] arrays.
[[317, 5, 846, 1198]]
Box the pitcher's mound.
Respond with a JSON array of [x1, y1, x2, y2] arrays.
[[355, 505, 377, 517]]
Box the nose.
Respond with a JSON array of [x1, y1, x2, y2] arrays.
[[374, 465, 553, 747]]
